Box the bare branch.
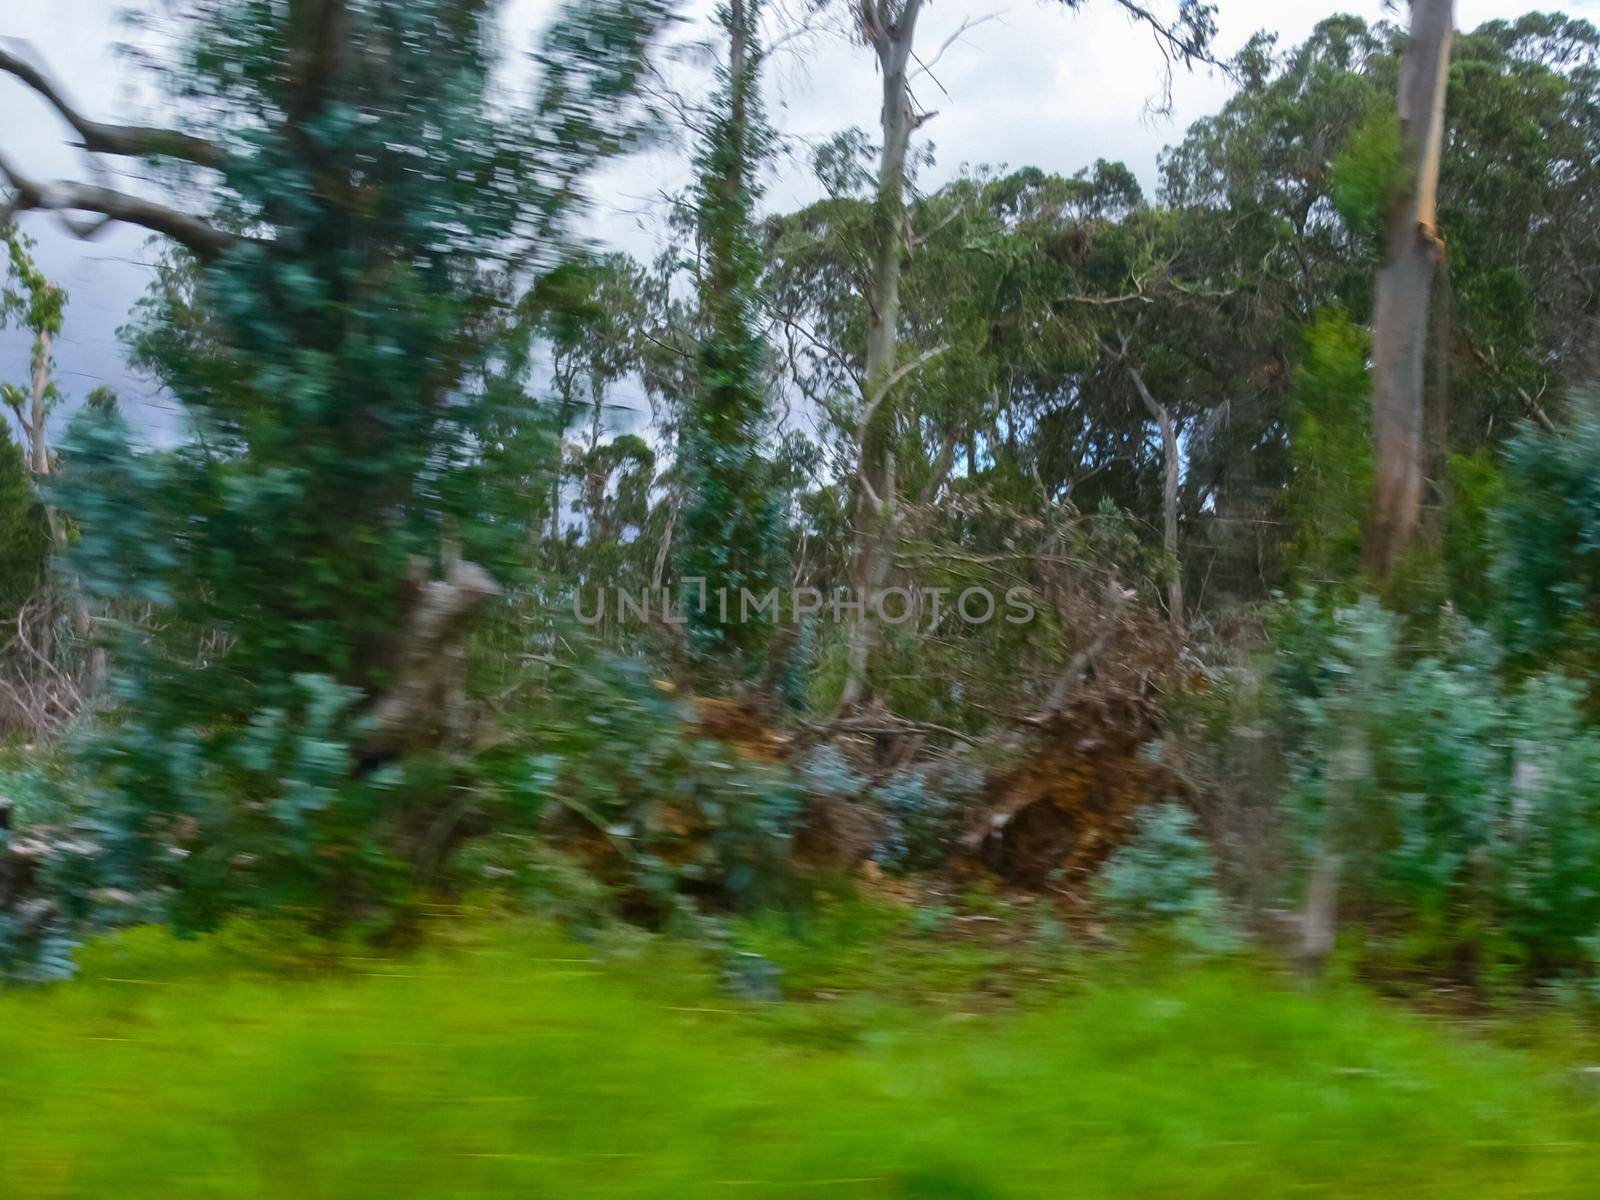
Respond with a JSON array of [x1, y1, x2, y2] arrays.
[[1111, 330, 1164, 423], [860, 339, 946, 417], [1063, 290, 1153, 307], [1, 391, 34, 442], [908, 196, 966, 249], [909, 10, 1003, 86], [0, 42, 225, 169], [0, 150, 235, 261]]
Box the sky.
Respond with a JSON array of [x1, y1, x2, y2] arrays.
[[2, 0, 1594, 443]]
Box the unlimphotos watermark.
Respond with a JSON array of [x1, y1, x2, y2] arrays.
[[574, 582, 1037, 627]]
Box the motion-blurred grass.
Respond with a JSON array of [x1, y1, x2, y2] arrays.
[[3, 908, 1600, 1198]]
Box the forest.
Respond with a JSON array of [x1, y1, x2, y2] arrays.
[[4, 0, 1600, 1194]]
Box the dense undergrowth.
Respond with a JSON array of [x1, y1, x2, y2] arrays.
[[6, 904, 1600, 1199]]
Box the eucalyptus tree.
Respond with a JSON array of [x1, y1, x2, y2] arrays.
[[835, 0, 933, 710], [0, 229, 64, 479], [1161, 11, 1600, 593], [822, 0, 1217, 710], [1, 0, 674, 925], [523, 253, 652, 550]]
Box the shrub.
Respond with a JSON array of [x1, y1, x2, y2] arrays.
[[76, 671, 438, 933], [1279, 597, 1600, 983], [533, 655, 802, 917], [1493, 390, 1600, 674], [873, 761, 984, 873], [1094, 802, 1238, 951]]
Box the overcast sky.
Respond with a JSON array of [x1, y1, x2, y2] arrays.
[[2, 0, 1594, 443]]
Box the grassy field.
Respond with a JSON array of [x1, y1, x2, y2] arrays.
[[4, 904, 1600, 1198]]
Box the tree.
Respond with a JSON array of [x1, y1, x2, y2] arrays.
[[1157, 13, 1600, 597], [1366, 0, 1454, 578], [837, 0, 933, 711], [830, 0, 1218, 708], [677, 0, 782, 679], [4, 0, 673, 927], [0, 227, 64, 478]]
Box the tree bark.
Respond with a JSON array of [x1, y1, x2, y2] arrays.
[[28, 327, 51, 476], [1157, 404, 1183, 634], [361, 556, 502, 761], [0, 149, 236, 261], [1366, 0, 1453, 578], [840, 0, 925, 711]]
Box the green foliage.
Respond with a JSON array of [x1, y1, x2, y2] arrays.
[[791, 748, 982, 874], [454, 837, 619, 939], [534, 656, 802, 915], [1, 228, 66, 339], [0, 226, 66, 472], [0, 746, 70, 828], [51, 0, 673, 933], [1442, 449, 1505, 623], [1332, 110, 1404, 245], [1285, 312, 1372, 583], [1094, 802, 1239, 951], [1493, 392, 1600, 671], [677, 0, 782, 678], [0, 910, 78, 984], [0, 753, 106, 982], [873, 761, 983, 873], [1279, 598, 1600, 984], [0, 431, 47, 617], [77, 671, 437, 933]]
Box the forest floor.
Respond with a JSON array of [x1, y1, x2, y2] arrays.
[[5, 894, 1600, 1198]]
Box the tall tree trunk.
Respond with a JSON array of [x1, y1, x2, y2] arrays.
[[20, 324, 69, 687], [1122, 348, 1183, 637], [1366, 0, 1453, 579], [840, 0, 924, 711], [1158, 405, 1183, 634]]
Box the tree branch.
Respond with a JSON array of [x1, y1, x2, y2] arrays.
[[909, 10, 1003, 87], [1, 388, 34, 442], [0, 43, 225, 169], [1112, 331, 1164, 424], [0, 150, 236, 261]]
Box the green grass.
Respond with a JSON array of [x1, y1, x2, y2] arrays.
[[4, 908, 1600, 1198]]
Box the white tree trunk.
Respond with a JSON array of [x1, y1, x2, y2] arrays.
[[29, 327, 51, 476], [841, 0, 924, 711], [1122, 348, 1183, 636]]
